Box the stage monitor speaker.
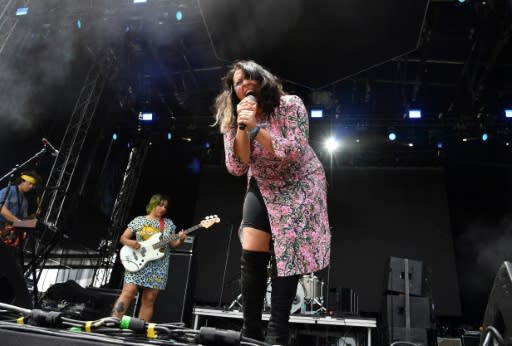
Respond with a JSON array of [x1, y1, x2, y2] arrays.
[[437, 337, 462, 346], [151, 250, 196, 325], [385, 256, 429, 296], [481, 261, 512, 345], [84, 287, 138, 319], [0, 244, 32, 308]]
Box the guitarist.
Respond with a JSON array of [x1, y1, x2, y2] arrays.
[[0, 171, 39, 248], [111, 194, 186, 322]]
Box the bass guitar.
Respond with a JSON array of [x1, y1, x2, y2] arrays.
[[120, 215, 220, 272]]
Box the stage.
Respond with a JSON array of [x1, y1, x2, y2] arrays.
[[192, 306, 377, 346]]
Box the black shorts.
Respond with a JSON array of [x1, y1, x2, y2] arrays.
[[241, 178, 271, 234]]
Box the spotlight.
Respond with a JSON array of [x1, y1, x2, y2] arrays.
[[16, 7, 29, 16], [139, 112, 153, 121], [167, 132, 172, 141], [457, 0, 465, 3], [388, 132, 397, 141], [437, 142, 443, 149], [133, 0, 147, 3], [323, 136, 340, 153], [76, 19, 82, 29], [310, 108, 323, 118], [482, 133, 489, 141], [112, 133, 118, 141], [408, 109, 422, 119], [505, 109, 512, 118], [176, 11, 183, 21]]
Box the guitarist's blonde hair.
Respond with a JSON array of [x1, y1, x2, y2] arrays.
[[145, 194, 169, 215]]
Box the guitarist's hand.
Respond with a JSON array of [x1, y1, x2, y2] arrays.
[[130, 240, 141, 250], [178, 230, 186, 242]]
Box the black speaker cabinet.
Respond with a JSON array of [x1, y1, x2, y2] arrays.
[[84, 287, 138, 318], [384, 295, 433, 329], [385, 256, 428, 296], [388, 327, 430, 346], [151, 249, 196, 325], [0, 244, 32, 308]]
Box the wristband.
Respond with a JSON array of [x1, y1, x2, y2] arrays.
[[248, 126, 260, 141]]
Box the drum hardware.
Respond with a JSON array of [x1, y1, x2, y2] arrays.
[[300, 273, 327, 315], [227, 293, 243, 311]]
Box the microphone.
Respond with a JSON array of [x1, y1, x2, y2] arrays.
[[42, 138, 59, 156], [238, 92, 257, 130]]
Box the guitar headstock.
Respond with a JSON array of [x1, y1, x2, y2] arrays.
[[200, 215, 221, 229]]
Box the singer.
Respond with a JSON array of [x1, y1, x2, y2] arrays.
[[213, 60, 331, 345]]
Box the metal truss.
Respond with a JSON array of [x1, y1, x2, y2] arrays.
[[92, 138, 150, 287], [39, 48, 116, 231]]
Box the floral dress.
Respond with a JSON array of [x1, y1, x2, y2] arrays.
[[223, 95, 331, 277], [123, 216, 177, 290]]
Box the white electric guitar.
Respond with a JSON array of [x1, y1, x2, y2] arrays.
[[120, 215, 220, 272]]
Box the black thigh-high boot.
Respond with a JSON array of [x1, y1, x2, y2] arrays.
[[265, 274, 300, 346], [240, 250, 270, 340]]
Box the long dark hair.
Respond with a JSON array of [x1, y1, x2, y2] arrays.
[[214, 60, 284, 133]]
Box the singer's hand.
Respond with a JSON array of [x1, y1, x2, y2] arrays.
[[237, 96, 258, 131]]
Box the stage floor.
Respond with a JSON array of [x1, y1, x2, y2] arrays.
[[192, 306, 377, 345]]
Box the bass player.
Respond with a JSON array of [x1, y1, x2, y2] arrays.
[[111, 194, 186, 322]]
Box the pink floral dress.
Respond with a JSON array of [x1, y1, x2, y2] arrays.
[[224, 95, 331, 277]]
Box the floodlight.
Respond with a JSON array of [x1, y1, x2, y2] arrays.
[[408, 109, 422, 119], [310, 109, 323, 118], [16, 7, 29, 16], [323, 136, 340, 153], [139, 112, 153, 121]]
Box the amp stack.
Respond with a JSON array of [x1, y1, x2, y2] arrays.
[[381, 256, 435, 346]]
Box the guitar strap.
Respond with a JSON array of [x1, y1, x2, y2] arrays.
[[159, 218, 164, 232]]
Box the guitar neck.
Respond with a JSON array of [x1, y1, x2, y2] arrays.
[[153, 223, 200, 249]]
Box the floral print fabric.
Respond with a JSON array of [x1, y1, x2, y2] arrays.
[[224, 95, 331, 277]]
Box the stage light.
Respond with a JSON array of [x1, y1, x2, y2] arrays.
[[323, 137, 340, 153], [408, 143, 414, 147], [388, 132, 397, 141], [482, 133, 489, 141], [139, 112, 153, 121], [76, 19, 82, 29], [505, 109, 512, 118], [204, 141, 211, 149], [133, 0, 147, 3], [310, 108, 323, 118], [16, 7, 29, 16], [408, 109, 422, 119], [112, 133, 118, 141], [458, 0, 465, 3], [176, 11, 183, 21], [437, 142, 443, 149], [167, 132, 172, 140]]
